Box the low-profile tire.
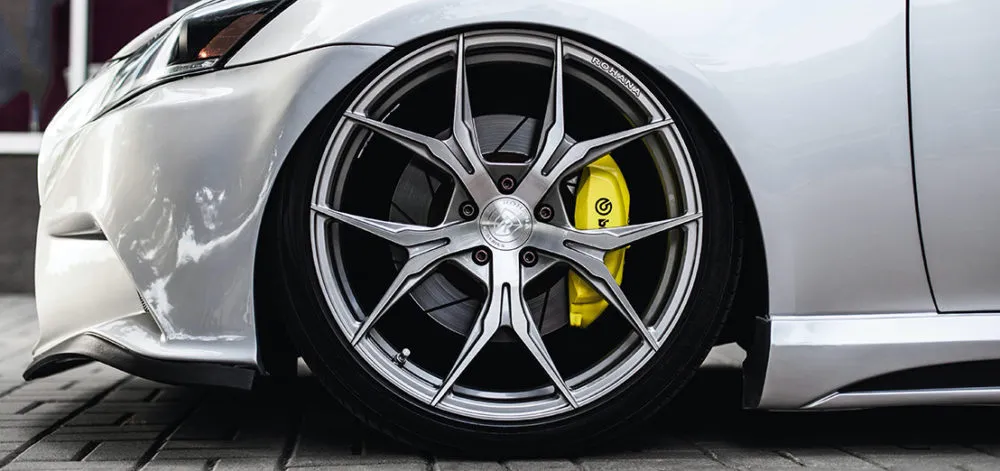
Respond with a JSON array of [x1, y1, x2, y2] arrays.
[[267, 29, 741, 456]]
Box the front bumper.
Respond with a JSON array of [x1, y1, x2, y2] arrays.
[[28, 44, 392, 384]]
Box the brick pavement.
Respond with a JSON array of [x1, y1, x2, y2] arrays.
[[3, 296, 1000, 470]]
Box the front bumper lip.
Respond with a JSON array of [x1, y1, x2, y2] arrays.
[[25, 333, 256, 389]]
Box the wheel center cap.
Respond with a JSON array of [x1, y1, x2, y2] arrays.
[[479, 198, 533, 251]]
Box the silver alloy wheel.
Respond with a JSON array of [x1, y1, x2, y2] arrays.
[[310, 30, 703, 421]]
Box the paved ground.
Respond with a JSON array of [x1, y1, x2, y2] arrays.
[[4, 297, 1000, 470]]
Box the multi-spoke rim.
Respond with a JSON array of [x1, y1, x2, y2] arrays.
[[310, 30, 703, 421]]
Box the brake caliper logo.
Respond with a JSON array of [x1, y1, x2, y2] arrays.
[[595, 197, 613, 216]]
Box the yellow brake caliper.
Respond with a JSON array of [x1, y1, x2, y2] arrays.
[[568, 154, 630, 328]]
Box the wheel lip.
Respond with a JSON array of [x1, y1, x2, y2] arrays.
[[308, 29, 704, 422]]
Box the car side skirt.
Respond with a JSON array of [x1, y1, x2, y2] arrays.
[[747, 312, 1000, 409]]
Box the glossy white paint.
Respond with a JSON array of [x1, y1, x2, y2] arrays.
[[236, 0, 935, 317], [34, 45, 391, 365], [90, 313, 250, 362], [805, 387, 1000, 410], [910, 0, 1000, 312], [753, 312, 1000, 409], [33, 231, 145, 356]]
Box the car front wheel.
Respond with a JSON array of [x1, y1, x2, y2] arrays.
[[271, 29, 741, 456]]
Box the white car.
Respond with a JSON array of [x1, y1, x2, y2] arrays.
[[26, 0, 1000, 455]]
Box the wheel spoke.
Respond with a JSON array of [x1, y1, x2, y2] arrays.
[[507, 283, 578, 408], [566, 212, 702, 252], [432, 252, 577, 408], [431, 291, 501, 406], [451, 34, 487, 175], [549, 246, 659, 350], [543, 120, 673, 181], [351, 247, 452, 346], [535, 37, 566, 171], [343, 112, 471, 186], [313, 203, 480, 345], [312, 203, 456, 247]]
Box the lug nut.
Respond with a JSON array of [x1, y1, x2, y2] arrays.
[[498, 175, 517, 193], [473, 248, 491, 265], [536, 205, 554, 222], [520, 249, 538, 267], [459, 202, 478, 220]]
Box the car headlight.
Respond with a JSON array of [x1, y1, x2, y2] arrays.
[[39, 0, 292, 199], [106, 0, 289, 118]]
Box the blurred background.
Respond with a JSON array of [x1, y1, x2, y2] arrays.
[[0, 0, 199, 292]]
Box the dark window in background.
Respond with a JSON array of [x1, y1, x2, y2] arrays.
[[0, 0, 195, 133]]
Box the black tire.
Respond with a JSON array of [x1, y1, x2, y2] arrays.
[[264, 35, 743, 457]]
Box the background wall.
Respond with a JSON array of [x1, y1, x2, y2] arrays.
[[0, 1, 195, 293], [0, 156, 37, 293]]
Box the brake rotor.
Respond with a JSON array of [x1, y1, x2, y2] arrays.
[[389, 114, 570, 340]]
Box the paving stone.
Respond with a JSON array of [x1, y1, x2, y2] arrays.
[[84, 439, 155, 461], [126, 378, 171, 389], [707, 448, 804, 469], [163, 439, 283, 450], [578, 458, 730, 470], [951, 465, 1000, 471], [171, 404, 240, 441], [846, 445, 1000, 469], [288, 426, 424, 468], [91, 403, 179, 413], [13, 440, 90, 461], [0, 426, 44, 441], [434, 460, 506, 471], [213, 457, 282, 470], [6, 389, 110, 402], [3, 461, 134, 470], [154, 389, 201, 403], [26, 402, 84, 415], [140, 458, 211, 470], [66, 412, 128, 426], [43, 424, 166, 443], [0, 401, 38, 414], [0, 414, 62, 426], [130, 408, 192, 425], [0, 441, 22, 453], [55, 424, 166, 434], [104, 388, 159, 402], [287, 464, 427, 471], [154, 447, 283, 459], [779, 447, 882, 469], [291, 455, 430, 468], [45, 431, 162, 441], [504, 459, 579, 471]]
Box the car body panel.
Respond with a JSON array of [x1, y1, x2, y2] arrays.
[[910, 0, 1000, 312], [750, 312, 1000, 409]]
